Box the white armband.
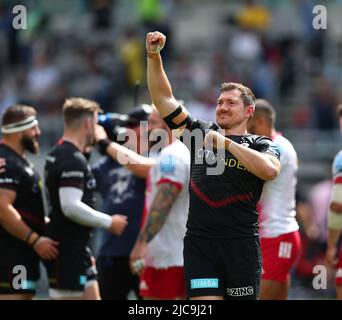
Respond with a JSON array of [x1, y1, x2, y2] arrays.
[[59, 187, 112, 229]]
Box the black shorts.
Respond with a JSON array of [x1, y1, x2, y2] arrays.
[[97, 256, 141, 300], [44, 245, 97, 291], [183, 235, 262, 300], [0, 246, 40, 295]]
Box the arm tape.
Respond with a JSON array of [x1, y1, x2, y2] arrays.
[[59, 187, 112, 229], [163, 106, 191, 130], [328, 209, 342, 230]]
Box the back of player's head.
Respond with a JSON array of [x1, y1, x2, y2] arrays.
[[63, 97, 102, 129], [220, 82, 256, 108], [2, 104, 37, 127], [254, 99, 276, 128]]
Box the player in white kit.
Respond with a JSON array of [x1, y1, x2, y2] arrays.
[[129, 108, 190, 299], [247, 99, 301, 299], [325, 103, 342, 300]]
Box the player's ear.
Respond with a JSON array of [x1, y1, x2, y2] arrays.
[[84, 116, 91, 130], [245, 105, 254, 119]]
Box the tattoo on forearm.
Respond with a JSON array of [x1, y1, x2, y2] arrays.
[[138, 183, 180, 243]]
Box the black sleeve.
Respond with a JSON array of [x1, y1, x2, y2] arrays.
[[0, 163, 21, 192], [254, 136, 281, 160], [58, 152, 87, 190], [163, 105, 218, 132], [187, 117, 218, 131]]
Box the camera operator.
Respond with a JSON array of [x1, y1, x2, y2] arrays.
[[92, 104, 152, 300]]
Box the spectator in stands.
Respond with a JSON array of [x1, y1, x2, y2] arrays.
[[91, 0, 113, 29], [312, 76, 338, 130], [27, 51, 60, 113], [120, 28, 145, 88], [235, 0, 271, 32]]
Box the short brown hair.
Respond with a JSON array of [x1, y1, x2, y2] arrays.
[[221, 82, 256, 108], [2, 104, 37, 127], [63, 98, 102, 128], [254, 99, 276, 127]]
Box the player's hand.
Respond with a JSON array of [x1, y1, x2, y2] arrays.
[[204, 130, 226, 150], [146, 31, 166, 54], [325, 245, 338, 268], [130, 241, 147, 275], [0, 157, 6, 173], [108, 214, 128, 235], [33, 236, 59, 260], [94, 124, 108, 143]]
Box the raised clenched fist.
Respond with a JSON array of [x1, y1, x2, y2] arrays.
[[146, 31, 166, 54]]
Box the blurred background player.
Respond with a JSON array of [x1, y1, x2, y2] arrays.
[[1, 0, 341, 300], [247, 99, 301, 299], [96, 107, 190, 300], [92, 104, 152, 300], [43, 98, 128, 300], [145, 31, 281, 300], [0, 105, 58, 300], [325, 103, 342, 300]]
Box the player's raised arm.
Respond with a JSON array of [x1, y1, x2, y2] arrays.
[[146, 31, 189, 133]]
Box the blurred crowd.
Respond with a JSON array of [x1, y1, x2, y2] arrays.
[[0, 0, 341, 127]]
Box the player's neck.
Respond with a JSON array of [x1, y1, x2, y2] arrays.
[[259, 127, 273, 138], [169, 132, 177, 145], [1, 138, 26, 157], [224, 126, 248, 136], [62, 132, 86, 152], [223, 121, 248, 136], [271, 128, 277, 139]]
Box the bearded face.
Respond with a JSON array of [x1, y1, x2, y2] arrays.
[[21, 129, 40, 154], [215, 89, 254, 130]]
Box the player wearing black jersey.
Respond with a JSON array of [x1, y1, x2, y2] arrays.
[[0, 105, 58, 300], [44, 98, 128, 300], [145, 31, 281, 300]]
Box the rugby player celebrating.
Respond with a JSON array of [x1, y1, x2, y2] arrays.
[[145, 31, 281, 300]]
